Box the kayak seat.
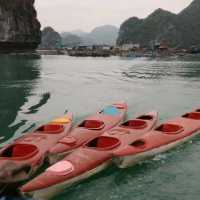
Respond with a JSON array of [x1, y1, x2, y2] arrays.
[[137, 115, 153, 120], [196, 109, 200, 112], [86, 136, 120, 150], [100, 106, 119, 116], [156, 124, 184, 135], [36, 124, 64, 134], [121, 120, 147, 129], [78, 120, 105, 130], [182, 112, 200, 120], [1, 144, 38, 159]]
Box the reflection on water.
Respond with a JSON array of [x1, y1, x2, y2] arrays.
[[0, 55, 41, 142], [24, 92, 51, 114], [0, 55, 200, 200]]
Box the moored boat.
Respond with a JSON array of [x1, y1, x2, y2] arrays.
[[0, 112, 73, 188], [48, 102, 128, 164], [20, 111, 158, 200], [113, 110, 200, 168]]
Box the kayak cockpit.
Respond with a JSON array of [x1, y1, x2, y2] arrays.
[[131, 139, 146, 148], [156, 124, 184, 135], [85, 136, 120, 150], [137, 115, 153, 120], [1, 144, 39, 160], [182, 112, 200, 120], [78, 120, 105, 130], [35, 124, 64, 134], [121, 120, 147, 129]]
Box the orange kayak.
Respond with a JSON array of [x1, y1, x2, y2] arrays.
[[0, 112, 73, 186], [48, 102, 127, 164], [113, 109, 200, 168], [20, 111, 158, 200]]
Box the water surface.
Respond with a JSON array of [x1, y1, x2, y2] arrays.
[[0, 55, 200, 200]]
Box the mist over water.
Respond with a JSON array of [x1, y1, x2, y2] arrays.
[[0, 55, 200, 200]]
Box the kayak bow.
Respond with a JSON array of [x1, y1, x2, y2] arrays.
[[0, 112, 73, 187]]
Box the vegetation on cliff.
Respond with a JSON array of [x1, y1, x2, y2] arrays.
[[117, 0, 200, 48], [0, 0, 41, 52]]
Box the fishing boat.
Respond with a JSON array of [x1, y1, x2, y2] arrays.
[[113, 109, 200, 168], [0, 112, 73, 188], [20, 111, 158, 200], [48, 102, 127, 164]]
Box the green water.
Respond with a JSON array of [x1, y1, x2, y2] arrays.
[[0, 55, 200, 200]]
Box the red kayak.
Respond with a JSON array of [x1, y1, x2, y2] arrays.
[[113, 109, 200, 168], [48, 102, 127, 164], [0, 112, 73, 186], [21, 111, 158, 200]]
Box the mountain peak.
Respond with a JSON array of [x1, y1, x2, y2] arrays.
[[147, 8, 176, 19], [117, 0, 200, 48], [180, 0, 200, 15], [91, 25, 118, 33]]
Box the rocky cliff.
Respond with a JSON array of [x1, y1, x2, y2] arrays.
[[117, 0, 200, 48], [0, 0, 41, 52]]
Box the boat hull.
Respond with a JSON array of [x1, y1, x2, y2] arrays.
[[21, 111, 158, 199], [0, 113, 73, 187], [115, 130, 200, 168], [48, 102, 128, 164], [23, 161, 111, 200]]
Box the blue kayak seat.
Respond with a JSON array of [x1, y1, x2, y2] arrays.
[[101, 106, 119, 116]]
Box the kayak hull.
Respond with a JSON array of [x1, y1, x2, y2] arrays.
[[21, 111, 158, 199], [0, 113, 73, 187], [114, 111, 200, 168], [48, 102, 128, 164], [22, 161, 111, 200], [115, 130, 200, 168]]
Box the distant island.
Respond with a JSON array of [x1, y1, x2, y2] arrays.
[[39, 25, 119, 50], [39, 27, 62, 50], [117, 0, 200, 48]]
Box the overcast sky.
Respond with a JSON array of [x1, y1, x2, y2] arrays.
[[35, 0, 193, 32]]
